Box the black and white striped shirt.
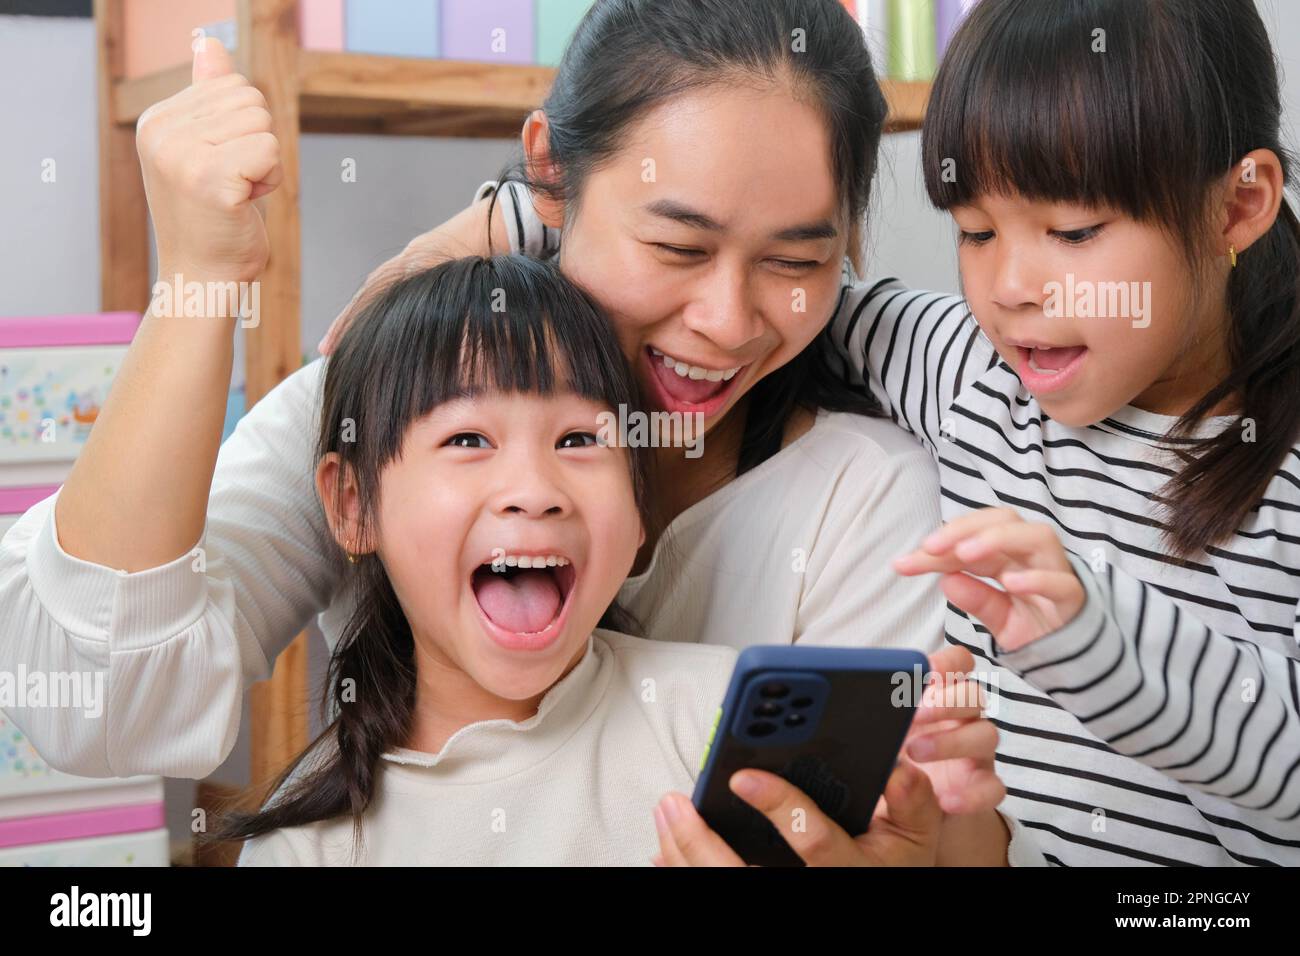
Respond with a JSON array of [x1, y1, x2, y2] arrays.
[[831, 273, 1300, 866]]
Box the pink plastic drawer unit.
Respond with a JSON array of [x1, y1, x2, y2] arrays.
[[0, 714, 168, 866], [0, 313, 141, 470], [0, 829, 170, 867], [0, 484, 59, 539]]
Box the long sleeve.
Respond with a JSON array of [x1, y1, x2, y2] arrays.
[[794, 422, 946, 654], [474, 179, 561, 258], [999, 550, 1300, 823], [0, 359, 342, 778], [828, 275, 997, 456]]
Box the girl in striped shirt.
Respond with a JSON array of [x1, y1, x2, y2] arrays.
[[867, 0, 1300, 865]]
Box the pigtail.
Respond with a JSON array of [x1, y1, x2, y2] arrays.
[[205, 562, 417, 859], [1160, 197, 1300, 557]]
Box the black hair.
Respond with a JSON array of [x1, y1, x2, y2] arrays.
[[923, 0, 1300, 557], [488, 0, 886, 475], [207, 255, 653, 854]]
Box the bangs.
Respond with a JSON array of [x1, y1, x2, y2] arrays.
[[923, 0, 1236, 232], [321, 255, 639, 467]]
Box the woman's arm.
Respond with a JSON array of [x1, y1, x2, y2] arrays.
[[318, 179, 556, 354]]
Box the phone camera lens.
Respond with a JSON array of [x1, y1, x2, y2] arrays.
[[754, 701, 782, 718], [747, 721, 778, 738], [759, 683, 790, 699], [784, 713, 806, 727]]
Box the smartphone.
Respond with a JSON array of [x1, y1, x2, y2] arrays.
[[691, 645, 928, 867]]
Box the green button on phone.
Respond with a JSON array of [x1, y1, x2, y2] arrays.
[[699, 706, 723, 771]]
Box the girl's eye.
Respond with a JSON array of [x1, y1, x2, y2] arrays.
[[557, 432, 600, 449], [1052, 224, 1105, 245], [958, 230, 995, 246], [445, 433, 490, 449]]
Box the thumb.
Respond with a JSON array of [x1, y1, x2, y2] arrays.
[[192, 35, 236, 84], [879, 758, 942, 837]]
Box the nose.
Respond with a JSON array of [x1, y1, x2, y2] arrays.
[[989, 243, 1046, 313], [681, 260, 765, 353], [489, 447, 575, 519]]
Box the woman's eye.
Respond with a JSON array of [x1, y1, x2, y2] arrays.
[[958, 230, 995, 246], [557, 432, 600, 449], [655, 243, 706, 259], [1052, 225, 1104, 245], [445, 433, 490, 449], [769, 258, 819, 272]]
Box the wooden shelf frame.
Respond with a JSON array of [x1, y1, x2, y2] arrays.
[[93, 0, 929, 804]]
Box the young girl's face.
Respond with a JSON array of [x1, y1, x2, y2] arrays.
[[372, 387, 643, 702], [951, 194, 1230, 425]]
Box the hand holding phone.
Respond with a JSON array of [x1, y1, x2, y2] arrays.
[[674, 646, 937, 866], [654, 758, 942, 866]]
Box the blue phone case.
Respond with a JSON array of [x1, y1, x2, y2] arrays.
[[691, 645, 929, 866]]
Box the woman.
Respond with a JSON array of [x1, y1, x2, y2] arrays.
[[0, 0, 1028, 864]]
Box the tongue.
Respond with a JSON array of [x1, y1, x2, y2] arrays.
[[655, 360, 727, 404], [474, 568, 562, 634], [1034, 346, 1085, 371]]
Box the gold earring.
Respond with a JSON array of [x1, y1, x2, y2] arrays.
[[1229, 244, 1238, 268], [346, 539, 358, 564]]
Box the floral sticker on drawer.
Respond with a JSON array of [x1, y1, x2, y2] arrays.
[[0, 712, 54, 784], [0, 314, 141, 466]]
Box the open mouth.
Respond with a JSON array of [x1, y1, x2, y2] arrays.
[[644, 345, 748, 418], [1015, 344, 1088, 394], [469, 554, 578, 650]]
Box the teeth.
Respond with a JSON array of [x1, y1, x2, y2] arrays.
[[1027, 348, 1069, 376], [489, 553, 570, 571], [650, 346, 742, 384]]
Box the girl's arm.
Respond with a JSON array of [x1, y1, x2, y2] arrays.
[[899, 509, 1300, 827], [0, 41, 338, 777], [1013, 555, 1300, 824], [828, 276, 998, 455]]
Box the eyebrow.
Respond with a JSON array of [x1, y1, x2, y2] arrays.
[[641, 199, 839, 243]]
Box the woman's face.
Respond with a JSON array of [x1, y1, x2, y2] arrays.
[[553, 83, 850, 434]]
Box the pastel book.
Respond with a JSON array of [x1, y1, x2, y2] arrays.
[[345, 0, 441, 58], [536, 0, 593, 66], [441, 0, 535, 64]]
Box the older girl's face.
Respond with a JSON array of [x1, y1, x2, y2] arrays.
[[555, 83, 850, 433]]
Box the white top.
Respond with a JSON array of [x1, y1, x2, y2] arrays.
[[238, 630, 737, 866], [833, 275, 1300, 866]]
